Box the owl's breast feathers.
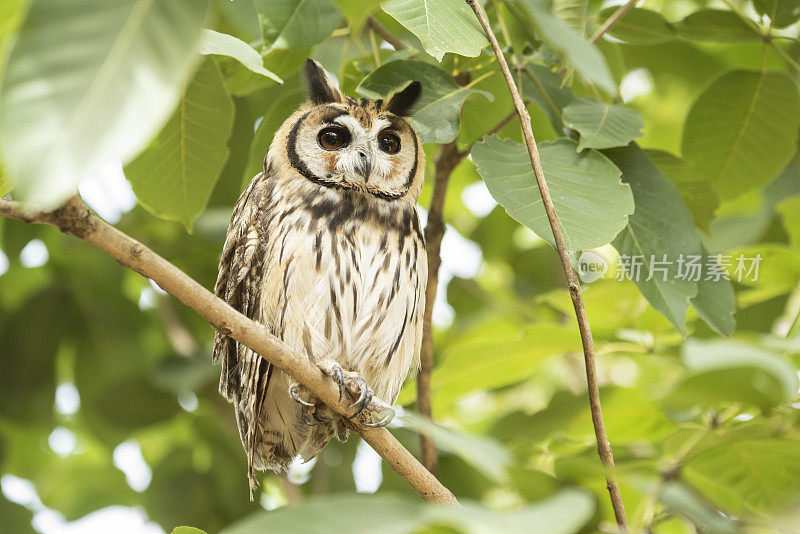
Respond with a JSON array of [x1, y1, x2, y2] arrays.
[[213, 164, 426, 471]]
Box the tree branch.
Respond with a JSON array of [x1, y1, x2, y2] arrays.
[[465, 0, 629, 529], [418, 141, 462, 475], [367, 16, 406, 51], [417, 102, 528, 475], [590, 0, 638, 44], [0, 196, 458, 506]]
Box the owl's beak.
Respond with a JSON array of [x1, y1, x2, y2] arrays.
[[355, 150, 372, 182]]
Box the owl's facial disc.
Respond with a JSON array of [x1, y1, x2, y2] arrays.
[[287, 103, 420, 200]]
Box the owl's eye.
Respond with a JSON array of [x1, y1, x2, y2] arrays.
[[378, 131, 401, 154], [318, 126, 350, 150]]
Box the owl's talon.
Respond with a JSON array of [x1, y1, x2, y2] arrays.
[[348, 376, 370, 408], [289, 383, 314, 407], [331, 364, 345, 401], [362, 407, 395, 428], [347, 387, 373, 420]]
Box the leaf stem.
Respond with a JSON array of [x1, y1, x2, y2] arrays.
[[589, 0, 638, 44], [367, 16, 406, 51], [465, 0, 629, 529]]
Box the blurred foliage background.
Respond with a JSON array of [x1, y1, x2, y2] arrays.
[[2, 0, 800, 533]]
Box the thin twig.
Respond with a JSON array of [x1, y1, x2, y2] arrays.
[[418, 141, 461, 475], [416, 103, 528, 475], [465, 0, 628, 529], [590, 0, 638, 44], [0, 196, 458, 506], [367, 16, 406, 51]]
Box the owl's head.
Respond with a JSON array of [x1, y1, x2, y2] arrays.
[[272, 59, 425, 202]]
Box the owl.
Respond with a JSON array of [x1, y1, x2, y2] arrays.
[[213, 59, 427, 495]]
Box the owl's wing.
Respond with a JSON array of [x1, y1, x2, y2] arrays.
[[213, 168, 272, 403]]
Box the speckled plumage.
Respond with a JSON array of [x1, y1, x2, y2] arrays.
[[213, 60, 426, 493]]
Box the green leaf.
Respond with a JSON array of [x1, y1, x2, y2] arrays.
[[222, 491, 594, 534], [516, 0, 616, 94], [754, 0, 800, 28], [647, 150, 718, 232], [728, 244, 800, 305], [658, 482, 737, 534], [777, 196, 800, 248], [684, 438, 800, 514], [0, 162, 11, 197], [172, 528, 208, 534], [605, 144, 702, 333], [381, 0, 488, 61], [521, 64, 576, 133], [199, 29, 282, 83], [125, 59, 235, 231], [563, 98, 644, 150], [682, 70, 800, 201], [333, 0, 381, 32], [357, 60, 491, 143], [691, 248, 737, 336], [675, 9, 762, 41], [598, 7, 675, 44], [400, 411, 512, 484], [414, 323, 580, 409], [254, 0, 340, 50], [473, 136, 633, 251], [664, 339, 798, 410], [553, 0, 589, 33], [244, 78, 306, 185], [0, 0, 208, 210]]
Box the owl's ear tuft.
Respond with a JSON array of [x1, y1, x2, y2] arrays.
[[384, 81, 422, 117], [304, 58, 344, 104]]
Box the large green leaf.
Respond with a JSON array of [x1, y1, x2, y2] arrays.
[[684, 438, 800, 515], [516, 0, 616, 94], [648, 150, 718, 232], [682, 70, 800, 201], [125, 59, 235, 231], [199, 29, 282, 83], [553, 0, 588, 33], [356, 60, 491, 143], [413, 323, 580, 409], [473, 136, 633, 251], [0, 0, 208, 210], [754, 0, 800, 28], [658, 482, 737, 534], [222, 491, 594, 534], [675, 9, 762, 42], [381, 0, 487, 61], [691, 248, 737, 336], [244, 78, 306, 185], [521, 64, 576, 133], [598, 7, 675, 44], [664, 339, 797, 410], [563, 98, 644, 150], [728, 243, 800, 305], [605, 144, 702, 332], [254, 0, 340, 50]]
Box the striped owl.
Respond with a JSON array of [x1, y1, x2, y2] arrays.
[[213, 59, 426, 494]]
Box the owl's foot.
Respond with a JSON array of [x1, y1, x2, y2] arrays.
[[317, 360, 395, 428], [289, 382, 332, 426]]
